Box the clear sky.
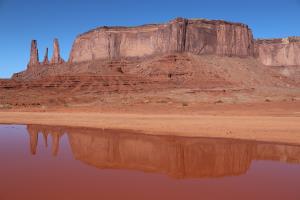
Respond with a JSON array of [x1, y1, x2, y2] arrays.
[[1, 0, 300, 78]]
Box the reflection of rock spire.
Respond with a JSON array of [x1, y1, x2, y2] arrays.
[[26, 125, 64, 156], [42, 132, 48, 148], [27, 126, 39, 155], [51, 132, 61, 156]]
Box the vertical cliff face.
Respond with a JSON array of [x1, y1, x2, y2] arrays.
[[28, 40, 39, 68], [69, 18, 255, 63], [185, 19, 254, 57], [69, 18, 189, 63], [255, 37, 300, 66]]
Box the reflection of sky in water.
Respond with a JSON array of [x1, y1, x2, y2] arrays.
[[0, 124, 300, 200]]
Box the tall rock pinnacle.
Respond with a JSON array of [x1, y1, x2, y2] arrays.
[[50, 38, 64, 64], [28, 40, 39, 67], [43, 47, 49, 65]]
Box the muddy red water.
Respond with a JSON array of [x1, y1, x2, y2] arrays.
[[0, 124, 300, 200]]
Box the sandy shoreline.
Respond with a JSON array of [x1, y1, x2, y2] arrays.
[[0, 111, 299, 145]]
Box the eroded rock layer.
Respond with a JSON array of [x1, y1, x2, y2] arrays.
[[255, 37, 300, 66], [69, 18, 255, 63]]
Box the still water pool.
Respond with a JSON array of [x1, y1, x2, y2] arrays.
[[0, 124, 300, 200]]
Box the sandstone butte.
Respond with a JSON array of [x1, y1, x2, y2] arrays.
[[0, 17, 300, 144], [8, 17, 299, 81], [0, 16, 299, 108]]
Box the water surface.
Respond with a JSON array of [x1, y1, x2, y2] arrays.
[[0, 124, 300, 200]]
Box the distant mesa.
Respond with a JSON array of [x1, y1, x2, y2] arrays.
[[13, 17, 300, 80], [255, 37, 300, 66], [68, 17, 255, 62]]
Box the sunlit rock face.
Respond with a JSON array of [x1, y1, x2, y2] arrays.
[[28, 40, 39, 69], [50, 38, 65, 65], [255, 37, 300, 66], [69, 18, 255, 63]]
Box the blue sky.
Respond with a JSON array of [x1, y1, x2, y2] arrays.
[[1, 0, 300, 78]]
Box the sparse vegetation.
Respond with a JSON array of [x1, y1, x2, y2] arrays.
[[182, 102, 188, 106], [214, 100, 223, 104]]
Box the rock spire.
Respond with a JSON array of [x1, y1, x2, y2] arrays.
[[50, 38, 64, 64], [28, 40, 39, 67], [43, 47, 49, 65]]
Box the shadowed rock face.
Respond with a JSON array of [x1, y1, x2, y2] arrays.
[[26, 125, 300, 179], [69, 18, 255, 63], [255, 37, 300, 66]]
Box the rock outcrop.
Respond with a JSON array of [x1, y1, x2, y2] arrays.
[[28, 40, 39, 68], [14, 17, 300, 82], [255, 37, 300, 66], [25, 39, 64, 70], [50, 38, 64, 64], [43, 47, 49, 65], [69, 18, 255, 63]]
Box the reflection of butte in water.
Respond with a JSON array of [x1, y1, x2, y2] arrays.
[[27, 125, 65, 156], [27, 124, 300, 179]]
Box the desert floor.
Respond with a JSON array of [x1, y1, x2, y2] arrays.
[[0, 101, 299, 145]]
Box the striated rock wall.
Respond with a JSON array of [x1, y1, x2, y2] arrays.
[[69, 18, 255, 63], [255, 37, 300, 66]]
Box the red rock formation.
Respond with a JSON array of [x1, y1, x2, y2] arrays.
[[43, 47, 49, 65], [50, 38, 64, 64], [13, 17, 300, 83], [28, 40, 39, 68], [185, 19, 254, 57], [255, 37, 300, 66], [69, 18, 255, 63]]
